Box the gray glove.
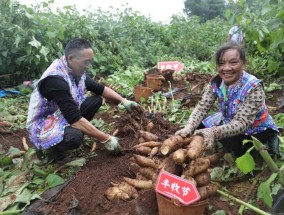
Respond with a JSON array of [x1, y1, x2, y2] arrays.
[[121, 99, 139, 112], [193, 128, 216, 151], [101, 135, 121, 155], [175, 124, 195, 137]]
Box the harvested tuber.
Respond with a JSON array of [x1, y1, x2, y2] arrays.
[[187, 135, 204, 159], [123, 177, 153, 189], [133, 154, 159, 169], [112, 129, 119, 136], [205, 151, 225, 165], [139, 167, 157, 180], [139, 130, 159, 141], [0, 127, 12, 134], [129, 162, 140, 175], [133, 141, 162, 149], [138, 137, 145, 143], [183, 157, 210, 177], [22, 137, 29, 151], [135, 146, 152, 156], [90, 142, 97, 152], [173, 148, 188, 165], [146, 122, 154, 132], [0, 121, 12, 127], [160, 135, 185, 156], [149, 147, 159, 158], [197, 184, 219, 200], [183, 175, 197, 187], [115, 182, 138, 199], [105, 187, 130, 201], [159, 155, 182, 176], [194, 171, 210, 186]]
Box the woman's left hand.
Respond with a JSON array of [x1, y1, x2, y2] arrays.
[[193, 128, 216, 151]]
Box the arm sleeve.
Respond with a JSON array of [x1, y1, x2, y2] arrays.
[[85, 76, 105, 95], [38, 76, 82, 124], [214, 84, 265, 140], [187, 84, 217, 129]]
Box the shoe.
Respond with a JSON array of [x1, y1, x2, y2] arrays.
[[54, 156, 72, 165], [36, 149, 45, 160]]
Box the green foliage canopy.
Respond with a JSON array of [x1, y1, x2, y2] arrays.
[[184, 0, 225, 22]]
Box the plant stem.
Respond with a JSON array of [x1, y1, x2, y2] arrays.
[[252, 136, 279, 173], [217, 190, 270, 215], [238, 171, 262, 214], [278, 164, 284, 186], [168, 81, 174, 102], [0, 211, 21, 215]]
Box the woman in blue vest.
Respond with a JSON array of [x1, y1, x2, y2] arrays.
[[176, 41, 279, 157]]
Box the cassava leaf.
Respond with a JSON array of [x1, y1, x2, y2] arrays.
[[235, 152, 255, 174], [46, 174, 64, 189], [257, 173, 278, 208], [64, 158, 86, 167]]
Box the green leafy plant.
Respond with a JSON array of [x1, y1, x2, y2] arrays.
[[274, 113, 284, 129]]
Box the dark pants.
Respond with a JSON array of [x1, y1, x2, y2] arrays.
[[50, 95, 102, 160], [198, 124, 279, 158]]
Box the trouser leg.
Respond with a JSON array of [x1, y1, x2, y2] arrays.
[[50, 126, 84, 160], [198, 122, 279, 157], [50, 95, 102, 161], [220, 129, 279, 157]]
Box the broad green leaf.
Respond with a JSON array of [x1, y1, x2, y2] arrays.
[[8, 147, 21, 156], [31, 178, 45, 186], [25, 12, 34, 19], [5, 174, 26, 191], [210, 167, 224, 181], [39, 46, 50, 61], [46, 31, 57, 39], [235, 152, 255, 174], [257, 173, 278, 208], [2, 50, 8, 57], [264, 83, 282, 92], [28, 36, 41, 48], [65, 158, 86, 167], [46, 174, 64, 189], [0, 182, 3, 196], [15, 188, 31, 204], [0, 183, 28, 211], [271, 183, 282, 195], [14, 35, 21, 48], [261, 7, 272, 16], [212, 210, 226, 215]]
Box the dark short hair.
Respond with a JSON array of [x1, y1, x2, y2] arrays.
[[215, 41, 246, 65], [64, 38, 92, 58]]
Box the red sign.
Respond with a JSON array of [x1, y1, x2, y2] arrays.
[[155, 170, 200, 205], [157, 61, 184, 72]]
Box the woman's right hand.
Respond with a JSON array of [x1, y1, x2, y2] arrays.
[[175, 124, 194, 137]]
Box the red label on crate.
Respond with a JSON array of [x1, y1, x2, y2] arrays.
[[157, 61, 184, 72], [155, 170, 200, 205]]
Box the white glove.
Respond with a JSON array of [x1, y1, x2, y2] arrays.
[[175, 124, 195, 137], [101, 135, 121, 155]]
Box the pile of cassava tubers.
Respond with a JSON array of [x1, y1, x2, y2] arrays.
[[105, 124, 222, 202]]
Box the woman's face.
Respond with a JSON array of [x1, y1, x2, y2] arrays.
[[217, 49, 245, 85]]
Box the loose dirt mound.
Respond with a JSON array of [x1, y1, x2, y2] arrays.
[[22, 107, 180, 215]]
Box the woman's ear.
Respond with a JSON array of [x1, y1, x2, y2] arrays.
[[242, 60, 247, 70]]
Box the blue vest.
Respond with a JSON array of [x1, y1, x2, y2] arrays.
[[202, 72, 278, 135], [26, 56, 86, 150]]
